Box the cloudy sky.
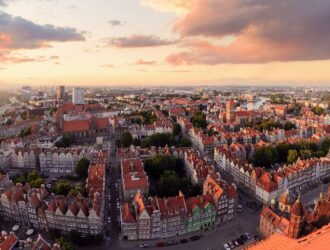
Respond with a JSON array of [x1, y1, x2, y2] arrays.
[[1, 0, 330, 87]]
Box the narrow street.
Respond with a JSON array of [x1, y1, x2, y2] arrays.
[[107, 136, 121, 249]]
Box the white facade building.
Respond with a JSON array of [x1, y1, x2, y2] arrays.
[[72, 87, 85, 105]]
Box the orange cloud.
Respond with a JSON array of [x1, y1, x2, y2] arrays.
[[135, 59, 157, 65], [103, 34, 176, 48], [162, 0, 330, 64], [140, 0, 196, 13]]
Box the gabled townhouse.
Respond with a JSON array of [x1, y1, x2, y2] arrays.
[[185, 194, 217, 233], [184, 149, 216, 184], [203, 174, 237, 224], [39, 148, 86, 176], [121, 158, 149, 201]]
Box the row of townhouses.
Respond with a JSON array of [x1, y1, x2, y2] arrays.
[[184, 149, 216, 184], [129, 121, 173, 139], [0, 118, 45, 139], [0, 164, 105, 236], [214, 144, 330, 204], [189, 127, 219, 154], [7, 146, 106, 176], [117, 145, 187, 161], [121, 171, 237, 241]]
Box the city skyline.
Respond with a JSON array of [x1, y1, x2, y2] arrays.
[[1, 0, 330, 86]]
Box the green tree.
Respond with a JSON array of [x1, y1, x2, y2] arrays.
[[172, 123, 182, 137], [311, 106, 325, 115], [30, 177, 44, 188], [178, 137, 191, 147], [13, 174, 26, 184], [120, 131, 133, 147], [284, 121, 296, 131], [300, 149, 312, 160], [56, 237, 75, 250], [52, 181, 72, 196], [251, 146, 279, 168], [144, 155, 184, 180], [158, 170, 181, 197], [287, 149, 299, 164], [75, 158, 90, 179], [141, 133, 177, 148], [191, 111, 207, 129]]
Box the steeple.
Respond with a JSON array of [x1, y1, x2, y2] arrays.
[[288, 196, 305, 239]]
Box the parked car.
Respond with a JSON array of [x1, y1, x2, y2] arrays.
[[167, 240, 177, 245], [180, 239, 188, 244], [156, 241, 165, 247], [223, 243, 231, 250], [236, 238, 244, 245], [240, 234, 248, 241], [190, 235, 201, 241], [139, 244, 149, 248], [227, 241, 235, 249]]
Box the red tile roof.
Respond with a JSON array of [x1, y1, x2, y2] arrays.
[[95, 118, 109, 129], [0, 233, 18, 250], [121, 159, 149, 191], [63, 120, 89, 133], [122, 203, 136, 223], [87, 164, 105, 196], [248, 222, 330, 250]]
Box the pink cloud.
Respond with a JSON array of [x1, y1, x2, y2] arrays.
[[135, 59, 157, 65], [104, 35, 176, 48], [163, 0, 330, 64]]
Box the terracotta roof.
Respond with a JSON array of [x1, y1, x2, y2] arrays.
[[291, 198, 305, 217], [248, 222, 330, 250], [279, 190, 292, 206], [63, 120, 89, 133], [261, 206, 289, 234], [95, 118, 109, 129], [0, 233, 18, 250], [122, 203, 136, 223], [121, 159, 149, 191], [87, 164, 105, 196], [32, 234, 51, 250]]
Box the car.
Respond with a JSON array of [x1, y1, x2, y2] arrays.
[[233, 240, 239, 247], [240, 235, 248, 241], [167, 240, 177, 245], [245, 232, 251, 239], [156, 241, 165, 247], [227, 241, 235, 249], [180, 239, 188, 244], [223, 243, 231, 250], [139, 244, 149, 248], [236, 238, 244, 245], [190, 235, 201, 241]]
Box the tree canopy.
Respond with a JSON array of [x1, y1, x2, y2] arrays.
[[311, 106, 325, 115], [191, 111, 207, 129], [144, 155, 201, 198], [120, 131, 133, 147], [250, 139, 330, 168], [75, 157, 90, 179]]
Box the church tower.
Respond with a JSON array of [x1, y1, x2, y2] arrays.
[[288, 197, 305, 239], [226, 99, 235, 124]]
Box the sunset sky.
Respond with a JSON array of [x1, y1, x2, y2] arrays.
[[1, 0, 330, 87]]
